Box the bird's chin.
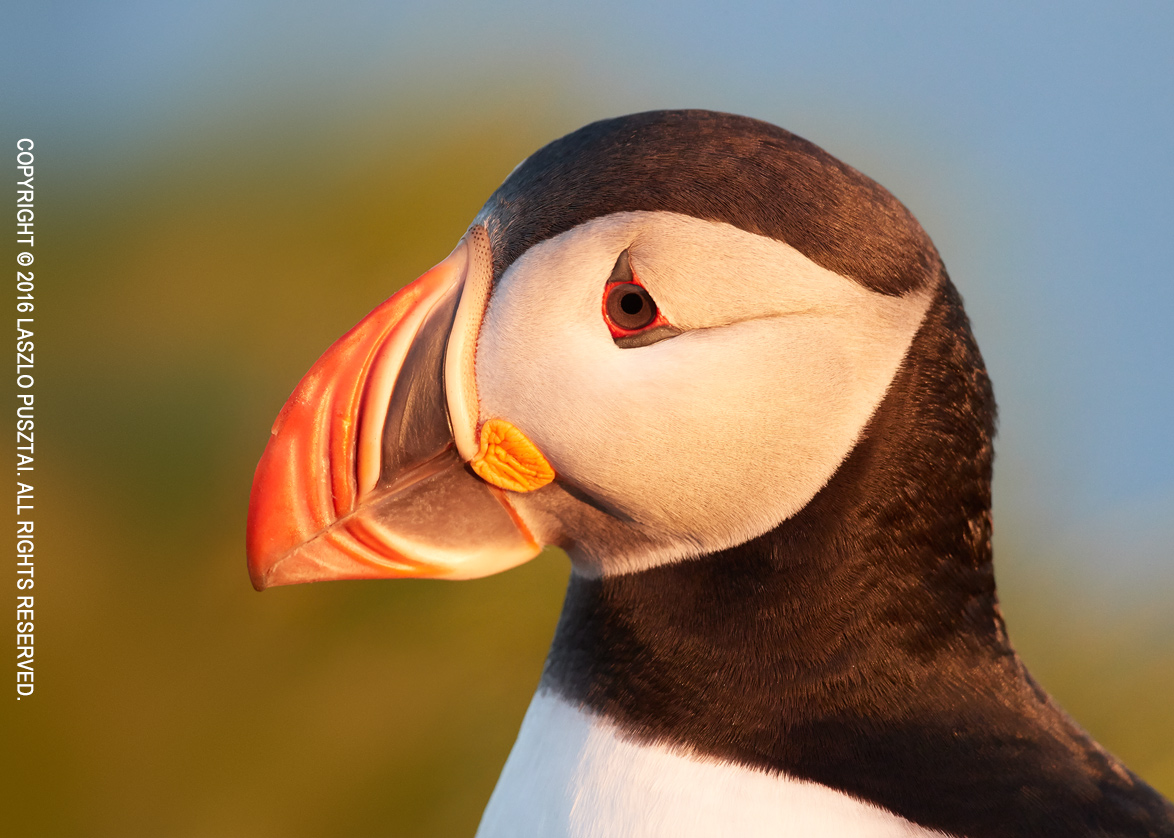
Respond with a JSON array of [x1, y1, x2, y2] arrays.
[[245, 233, 541, 591]]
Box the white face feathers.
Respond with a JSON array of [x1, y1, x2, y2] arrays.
[[473, 211, 937, 576]]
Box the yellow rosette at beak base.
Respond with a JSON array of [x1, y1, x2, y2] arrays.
[[470, 419, 556, 493]]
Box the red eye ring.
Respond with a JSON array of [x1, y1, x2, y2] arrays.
[[602, 273, 672, 340]]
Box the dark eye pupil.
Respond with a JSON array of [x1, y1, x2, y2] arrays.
[[606, 282, 657, 331]]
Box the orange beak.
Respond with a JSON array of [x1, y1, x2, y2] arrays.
[[246, 231, 541, 590]]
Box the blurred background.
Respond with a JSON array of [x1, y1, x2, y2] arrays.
[[3, 2, 1172, 835]]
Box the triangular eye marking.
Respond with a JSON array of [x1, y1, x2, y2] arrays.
[[607, 249, 634, 285], [603, 249, 682, 349]]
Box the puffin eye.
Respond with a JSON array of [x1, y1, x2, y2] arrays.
[[606, 282, 658, 331], [601, 249, 681, 348]]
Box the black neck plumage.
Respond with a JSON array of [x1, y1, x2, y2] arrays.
[[542, 279, 1174, 838]]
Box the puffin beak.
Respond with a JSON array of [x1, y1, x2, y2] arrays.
[[246, 228, 542, 590]]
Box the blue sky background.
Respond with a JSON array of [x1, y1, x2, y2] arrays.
[[6, 1, 1171, 574]]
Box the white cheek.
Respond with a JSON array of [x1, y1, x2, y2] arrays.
[[480, 306, 905, 550], [475, 212, 934, 569], [476, 265, 613, 436]]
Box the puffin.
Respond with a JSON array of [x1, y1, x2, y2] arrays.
[[246, 110, 1174, 837]]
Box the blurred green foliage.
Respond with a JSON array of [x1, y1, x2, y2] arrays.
[[3, 102, 1171, 836]]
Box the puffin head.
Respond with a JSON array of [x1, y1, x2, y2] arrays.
[[246, 109, 991, 601], [246, 108, 1174, 838]]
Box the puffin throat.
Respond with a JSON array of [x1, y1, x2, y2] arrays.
[[542, 275, 1005, 764]]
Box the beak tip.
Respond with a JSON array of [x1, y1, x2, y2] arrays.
[[247, 551, 272, 591]]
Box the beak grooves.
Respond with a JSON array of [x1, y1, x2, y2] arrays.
[[247, 226, 550, 591], [246, 248, 466, 586], [355, 254, 464, 499]]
